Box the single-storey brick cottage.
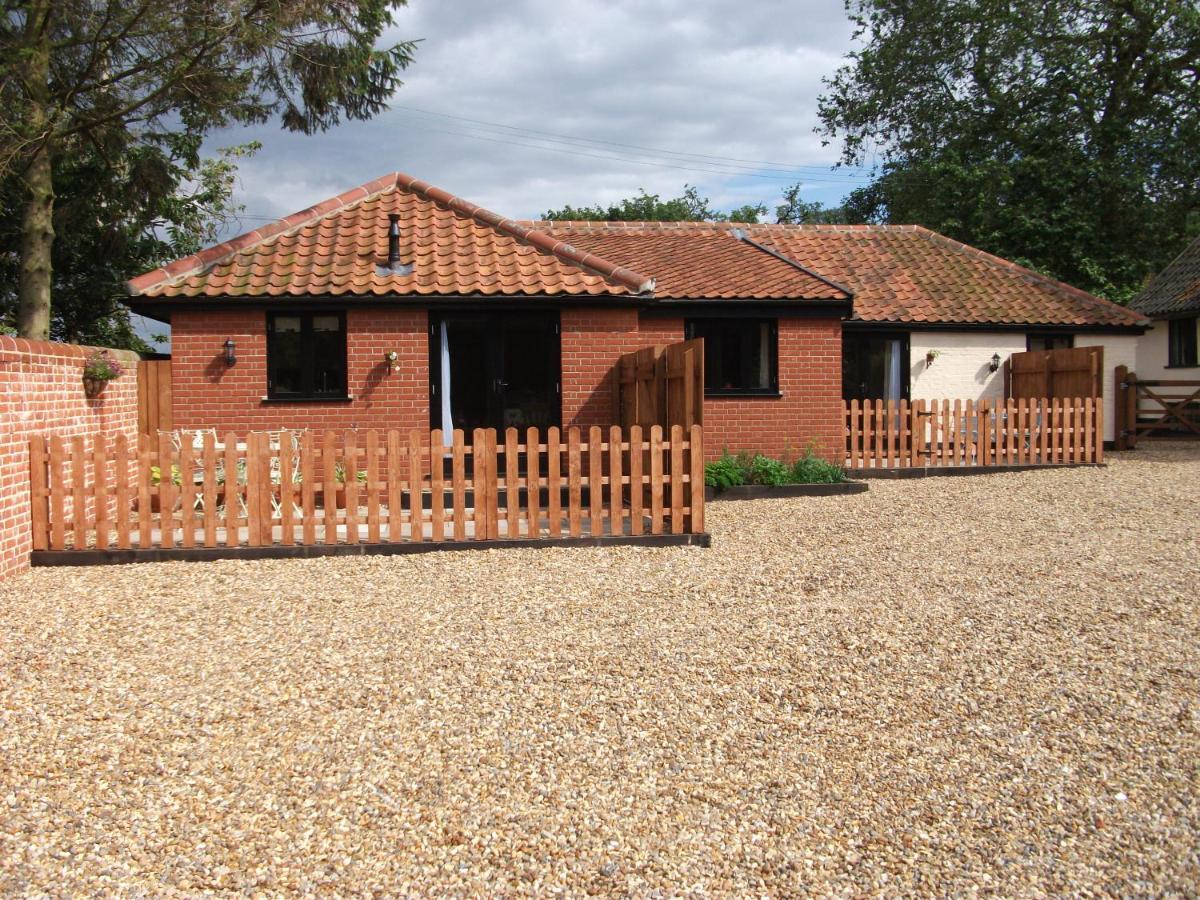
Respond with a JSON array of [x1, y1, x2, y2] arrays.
[[127, 172, 1147, 457]]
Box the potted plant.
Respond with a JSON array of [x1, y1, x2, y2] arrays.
[[82, 350, 126, 398], [925, 349, 941, 366]]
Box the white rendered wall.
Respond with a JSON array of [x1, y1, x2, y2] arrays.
[[908, 330, 1136, 442], [1136, 318, 1200, 381], [909, 331, 1024, 403]]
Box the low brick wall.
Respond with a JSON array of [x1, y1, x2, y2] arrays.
[[0, 337, 140, 579]]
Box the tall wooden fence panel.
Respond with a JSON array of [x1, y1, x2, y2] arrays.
[[137, 358, 172, 435], [844, 398, 1103, 469], [615, 338, 704, 431], [1114, 366, 1200, 449], [29, 426, 705, 552], [1007, 346, 1103, 400]]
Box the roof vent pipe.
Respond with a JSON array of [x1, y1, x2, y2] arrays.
[[387, 214, 401, 265]]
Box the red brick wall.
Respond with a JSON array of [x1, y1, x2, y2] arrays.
[[170, 308, 430, 434], [172, 306, 843, 462], [560, 310, 842, 461], [0, 337, 140, 579]]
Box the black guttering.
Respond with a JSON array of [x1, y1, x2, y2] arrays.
[[126, 293, 854, 323], [843, 319, 1146, 334]]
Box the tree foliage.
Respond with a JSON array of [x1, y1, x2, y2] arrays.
[[1, 0, 417, 339], [542, 184, 852, 225], [0, 136, 253, 348], [819, 0, 1200, 301]]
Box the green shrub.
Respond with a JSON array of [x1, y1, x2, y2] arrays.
[[704, 451, 748, 489], [790, 448, 845, 484], [748, 454, 790, 486]]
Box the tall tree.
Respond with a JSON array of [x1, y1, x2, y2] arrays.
[[819, 0, 1200, 300], [1, 0, 417, 339], [0, 136, 253, 348], [774, 184, 856, 225]]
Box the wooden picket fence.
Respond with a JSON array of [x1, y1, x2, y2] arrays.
[[844, 398, 1103, 469], [29, 426, 705, 553]]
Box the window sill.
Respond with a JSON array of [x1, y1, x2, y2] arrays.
[[1164, 364, 1199, 370], [260, 394, 354, 404], [704, 391, 783, 399]]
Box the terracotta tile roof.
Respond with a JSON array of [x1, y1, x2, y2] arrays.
[[522, 226, 849, 300], [128, 173, 1146, 329], [1130, 234, 1200, 317], [128, 173, 655, 299], [533, 221, 1147, 328]]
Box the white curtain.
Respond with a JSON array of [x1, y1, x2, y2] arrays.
[[439, 321, 453, 446], [883, 338, 903, 402]]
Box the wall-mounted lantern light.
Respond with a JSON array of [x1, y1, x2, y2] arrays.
[[224, 339, 236, 366], [989, 352, 1002, 373], [385, 350, 398, 374]]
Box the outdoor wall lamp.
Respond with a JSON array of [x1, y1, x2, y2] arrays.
[[385, 350, 398, 374], [989, 352, 1002, 373], [223, 339, 236, 366]]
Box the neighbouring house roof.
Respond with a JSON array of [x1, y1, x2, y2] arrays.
[[128, 172, 1145, 330], [1129, 234, 1200, 318]]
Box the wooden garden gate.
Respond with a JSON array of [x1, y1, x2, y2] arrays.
[[1114, 366, 1200, 449], [614, 338, 704, 431], [1006, 345, 1103, 401], [138, 358, 172, 435]]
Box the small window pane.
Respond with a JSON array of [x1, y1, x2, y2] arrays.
[[272, 315, 302, 333], [688, 318, 777, 394], [269, 328, 306, 394], [1169, 317, 1198, 367], [312, 315, 340, 332]]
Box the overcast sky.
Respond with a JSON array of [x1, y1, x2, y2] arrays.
[[206, 0, 870, 233]]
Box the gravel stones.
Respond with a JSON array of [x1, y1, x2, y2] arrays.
[[1, 443, 1198, 893]]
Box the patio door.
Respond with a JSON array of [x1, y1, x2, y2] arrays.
[[430, 312, 560, 435]]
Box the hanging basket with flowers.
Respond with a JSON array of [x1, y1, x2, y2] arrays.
[[82, 351, 126, 398]]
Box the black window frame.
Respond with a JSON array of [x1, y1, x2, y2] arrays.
[[684, 317, 779, 397], [841, 329, 911, 402], [265, 310, 349, 401], [1026, 332, 1074, 352], [1168, 316, 1198, 368]]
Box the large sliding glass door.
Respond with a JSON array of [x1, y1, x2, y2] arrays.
[[429, 312, 560, 435], [843, 331, 909, 402]]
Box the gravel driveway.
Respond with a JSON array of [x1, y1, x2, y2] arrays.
[[2, 443, 1197, 894]]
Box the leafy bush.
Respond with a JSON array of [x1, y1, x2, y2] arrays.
[[704, 451, 748, 489], [705, 445, 846, 489], [748, 454, 790, 486], [790, 449, 845, 484]]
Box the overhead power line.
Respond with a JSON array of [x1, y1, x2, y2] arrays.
[[389, 104, 873, 177]]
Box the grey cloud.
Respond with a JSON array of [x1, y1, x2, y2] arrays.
[[209, 0, 863, 236]]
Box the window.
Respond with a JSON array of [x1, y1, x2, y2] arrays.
[[1027, 333, 1074, 352], [842, 332, 909, 401], [685, 319, 778, 395], [266, 312, 348, 399], [1168, 316, 1198, 368]]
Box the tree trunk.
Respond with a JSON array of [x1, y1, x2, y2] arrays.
[[17, 143, 54, 341], [16, 0, 54, 342]]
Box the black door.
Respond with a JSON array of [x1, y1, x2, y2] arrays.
[[430, 312, 560, 434]]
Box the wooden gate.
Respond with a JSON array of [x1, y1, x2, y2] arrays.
[[1006, 346, 1103, 400], [137, 358, 172, 435], [614, 338, 704, 431], [1114, 366, 1200, 449]]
